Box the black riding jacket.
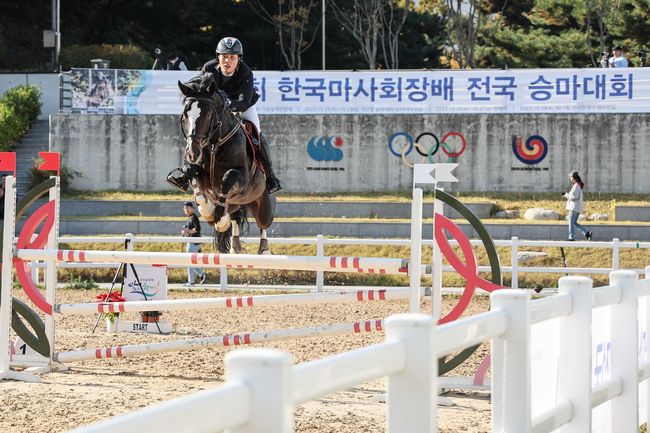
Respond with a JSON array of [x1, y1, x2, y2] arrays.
[[201, 59, 259, 113]]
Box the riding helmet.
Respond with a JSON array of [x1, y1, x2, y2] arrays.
[[216, 37, 243, 57]]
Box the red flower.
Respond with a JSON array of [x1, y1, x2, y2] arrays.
[[95, 292, 126, 303]]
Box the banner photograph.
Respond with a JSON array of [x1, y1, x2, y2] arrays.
[[70, 68, 648, 115]]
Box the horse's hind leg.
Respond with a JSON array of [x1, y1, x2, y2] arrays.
[[230, 210, 247, 254], [251, 192, 274, 255], [258, 229, 270, 255]]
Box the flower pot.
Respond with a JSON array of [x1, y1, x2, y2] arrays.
[[106, 317, 118, 332]]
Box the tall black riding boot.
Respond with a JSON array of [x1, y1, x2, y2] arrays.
[[259, 133, 282, 194]]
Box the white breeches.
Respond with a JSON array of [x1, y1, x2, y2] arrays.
[[240, 105, 261, 135]]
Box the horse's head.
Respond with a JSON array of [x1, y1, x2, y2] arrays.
[[178, 74, 228, 166]]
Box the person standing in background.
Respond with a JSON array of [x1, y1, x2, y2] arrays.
[[181, 201, 206, 285], [563, 171, 593, 241], [167, 53, 188, 71], [601, 45, 629, 68]]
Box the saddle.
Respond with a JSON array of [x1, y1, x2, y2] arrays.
[[240, 119, 265, 174]]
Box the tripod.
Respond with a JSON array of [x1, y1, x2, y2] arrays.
[[91, 262, 163, 334]]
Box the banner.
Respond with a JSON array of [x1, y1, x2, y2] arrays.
[[531, 299, 648, 431], [70, 67, 650, 115], [123, 265, 167, 301]]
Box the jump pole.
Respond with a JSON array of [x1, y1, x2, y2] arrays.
[[409, 188, 423, 313], [54, 318, 386, 363], [55, 288, 414, 315], [18, 249, 412, 275]]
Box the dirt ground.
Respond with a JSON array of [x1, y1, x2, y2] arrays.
[[2, 289, 492, 433]]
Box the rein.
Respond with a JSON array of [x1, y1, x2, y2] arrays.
[[180, 94, 242, 192]]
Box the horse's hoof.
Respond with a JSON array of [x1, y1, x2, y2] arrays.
[[215, 221, 231, 232], [258, 249, 272, 255]]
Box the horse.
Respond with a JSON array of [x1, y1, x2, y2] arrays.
[[178, 74, 274, 254]]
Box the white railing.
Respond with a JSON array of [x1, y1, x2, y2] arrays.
[[67, 269, 650, 433], [37, 233, 650, 291]]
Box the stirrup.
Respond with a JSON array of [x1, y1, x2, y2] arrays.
[[266, 176, 282, 195]]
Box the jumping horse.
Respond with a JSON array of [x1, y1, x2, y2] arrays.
[[178, 74, 274, 254]]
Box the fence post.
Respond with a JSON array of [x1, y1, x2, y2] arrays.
[[409, 188, 423, 313], [315, 235, 324, 292], [0, 176, 17, 377], [125, 233, 134, 251], [431, 194, 444, 320], [645, 266, 650, 428], [609, 270, 639, 432], [220, 266, 228, 291], [386, 314, 436, 433], [226, 348, 294, 433], [557, 276, 593, 433], [612, 238, 620, 270], [511, 237, 519, 289], [491, 289, 530, 433]]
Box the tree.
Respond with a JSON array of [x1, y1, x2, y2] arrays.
[[245, 0, 321, 70], [379, 0, 411, 69], [442, 0, 487, 68], [327, 0, 384, 69]]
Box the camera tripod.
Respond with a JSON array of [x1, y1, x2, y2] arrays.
[[91, 261, 163, 334]]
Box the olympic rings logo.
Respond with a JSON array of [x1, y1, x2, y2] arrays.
[[512, 134, 548, 165], [387, 131, 467, 167]]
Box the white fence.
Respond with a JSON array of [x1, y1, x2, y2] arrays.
[[40, 234, 650, 291], [68, 270, 650, 433]]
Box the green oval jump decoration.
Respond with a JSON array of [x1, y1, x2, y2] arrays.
[[1, 178, 57, 357], [433, 190, 502, 375]]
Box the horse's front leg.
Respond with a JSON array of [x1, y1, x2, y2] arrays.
[[214, 168, 247, 232]]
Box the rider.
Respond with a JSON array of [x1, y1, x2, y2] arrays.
[[166, 36, 282, 194]]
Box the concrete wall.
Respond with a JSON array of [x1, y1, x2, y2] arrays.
[[51, 113, 650, 193], [0, 73, 59, 120]]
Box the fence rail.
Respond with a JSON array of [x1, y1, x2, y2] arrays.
[[67, 269, 650, 433], [41, 234, 650, 291]]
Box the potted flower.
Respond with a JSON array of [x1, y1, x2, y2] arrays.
[[95, 291, 126, 332], [140, 311, 162, 323]]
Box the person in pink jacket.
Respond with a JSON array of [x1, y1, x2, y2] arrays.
[[563, 171, 593, 241]]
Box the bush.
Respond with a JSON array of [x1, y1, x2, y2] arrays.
[[60, 44, 154, 70], [2, 85, 41, 123], [29, 157, 82, 193], [66, 276, 99, 290], [0, 85, 42, 151]]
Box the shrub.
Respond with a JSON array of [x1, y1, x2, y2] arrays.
[[2, 85, 41, 123], [66, 276, 99, 290], [60, 44, 154, 70], [29, 157, 82, 193], [0, 85, 42, 151]]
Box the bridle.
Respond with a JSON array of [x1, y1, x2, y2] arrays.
[[180, 92, 241, 154], [180, 90, 243, 192]]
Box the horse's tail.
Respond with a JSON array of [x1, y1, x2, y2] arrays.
[[235, 206, 250, 237]]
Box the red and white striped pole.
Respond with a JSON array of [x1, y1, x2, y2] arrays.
[[55, 288, 412, 316], [17, 249, 410, 275], [54, 318, 386, 363]]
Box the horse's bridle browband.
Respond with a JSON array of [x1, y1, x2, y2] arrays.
[[180, 94, 241, 151]]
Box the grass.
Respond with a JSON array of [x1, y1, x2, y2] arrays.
[[55, 240, 650, 289], [61, 190, 650, 221]]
